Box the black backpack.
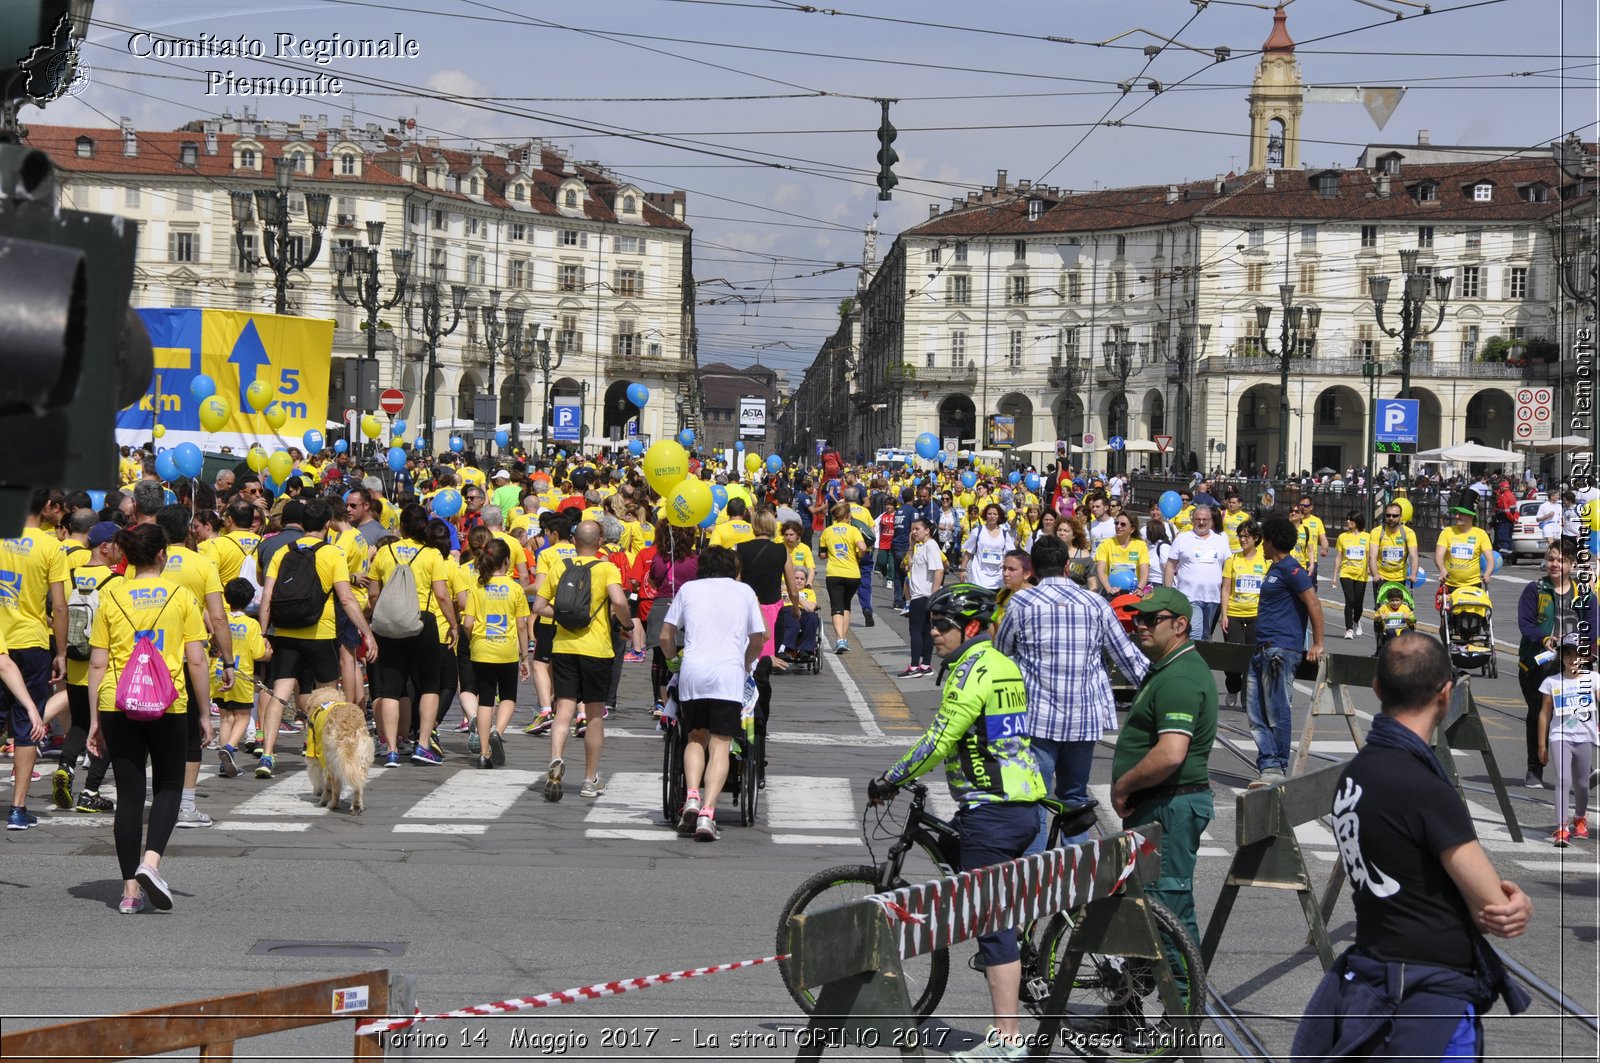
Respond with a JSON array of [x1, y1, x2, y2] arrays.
[[552, 558, 601, 631], [272, 542, 330, 628]]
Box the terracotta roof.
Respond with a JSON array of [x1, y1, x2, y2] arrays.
[[1263, 6, 1295, 54], [23, 123, 688, 230]]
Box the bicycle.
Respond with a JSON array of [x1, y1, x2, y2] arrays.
[[775, 782, 1206, 1061], [659, 715, 686, 825]]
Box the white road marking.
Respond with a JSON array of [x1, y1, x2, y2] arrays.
[[400, 770, 539, 820], [770, 835, 864, 846], [229, 777, 330, 817], [1515, 858, 1599, 874], [586, 828, 678, 841], [765, 775, 859, 835], [583, 772, 665, 828], [211, 821, 310, 832], [392, 823, 487, 835], [30, 817, 107, 827], [822, 648, 889, 741]]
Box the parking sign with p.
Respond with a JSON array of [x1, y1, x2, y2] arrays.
[[1374, 398, 1419, 454]]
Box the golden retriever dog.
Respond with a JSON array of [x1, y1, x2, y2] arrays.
[[303, 686, 373, 815]]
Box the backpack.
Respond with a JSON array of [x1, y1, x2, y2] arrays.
[[112, 595, 178, 721], [552, 558, 601, 631], [66, 570, 118, 661], [370, 547, 425, 639], [270, 542, 330, 628]]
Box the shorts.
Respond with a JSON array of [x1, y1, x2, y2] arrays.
[[372, 623, 442, 701], [335, 608, 365, 653], [453, 642, 475, 697], [551, 652, 610, 705], [185, 686, 203, 762], [269, 635, 339, 688], [645, 593, 673, 648], [218, 700, 253, 713], [471, 660, 520, 704], [0, 647, 52, 748], [532, 622, 555, 664], [825, 577, 861, 616], [679, 697, 741, 739]]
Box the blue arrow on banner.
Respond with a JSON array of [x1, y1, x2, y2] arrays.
[[229, 320, 272, 411]]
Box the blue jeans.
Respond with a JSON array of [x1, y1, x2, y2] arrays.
[[857, 562, 875, 614], [1192, 600, 1220, 641], [1025, 736, 1097, 855], [1245, 645, 1302, 773], [954, 802, 1039, 966]]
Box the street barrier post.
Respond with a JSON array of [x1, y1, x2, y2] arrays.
[[1292, 653, 1375, 776], [1435, 674, 1523, 842]]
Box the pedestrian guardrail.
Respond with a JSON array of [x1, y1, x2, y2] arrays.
[[1436, 674, 1522, 840], [1292, 652, 1377, 775], [780, 827, 1202, 1062], [0, 969, 411, 1062]]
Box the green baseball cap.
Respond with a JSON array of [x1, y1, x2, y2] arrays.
[[1127, 585, 1193, 622]]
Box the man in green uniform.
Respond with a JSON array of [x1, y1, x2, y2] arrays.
[[871, 582, 1045, 1062], [1112, 586, 1217, 996]]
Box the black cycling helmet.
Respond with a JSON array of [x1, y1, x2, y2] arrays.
[[928, 582, 997, 626]]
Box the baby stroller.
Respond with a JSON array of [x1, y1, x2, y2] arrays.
[[1372, 581, 1417, 657], [1440, 584, 1498, 678]]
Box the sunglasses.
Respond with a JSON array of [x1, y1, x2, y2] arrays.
[[1130, 612, 1180, 628], [1115, 520, 1132, 528], [931, 616, 962, 634], [1385, 513, 1401, 519]]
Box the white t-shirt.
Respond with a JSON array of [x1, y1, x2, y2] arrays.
[[1088, 517, 1116, 549], [1167, 529, 1231, 604], [908, 539, 944, 600], [1536, 500, 1561, 536], [963, 526, 1013, 590], [662, 578, 765, 703], [1539, 672, 1599, 745]]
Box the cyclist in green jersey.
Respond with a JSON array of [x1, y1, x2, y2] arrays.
[[870, 582, 1045, 1061]]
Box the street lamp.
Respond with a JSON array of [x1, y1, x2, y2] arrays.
[[231, 156, 331, 315], [406, 268, 467, 454], [1255, 283, 1323, 479], [334, 221, 411, 445], [1550, 221, 1597, 314], [479, 291, 523, 406], [1101, 328, 1142, 473], [1154, 319, 1211, 472], [513, 324, 560, 457], [1370, 249, 1452, 474]]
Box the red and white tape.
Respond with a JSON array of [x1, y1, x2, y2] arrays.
[[354, 954, 786, 1037]]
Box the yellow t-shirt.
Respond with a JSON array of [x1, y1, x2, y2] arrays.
[[213, 610, 268, 703], [492, 531, 527, 576], [532, 542, 578, 628], [1172, 505, 1194, 534], [1437, 526, 1493, 587], [1371, 525, 1417, 584], [90, 575, 207, 713], [788, 542, 815, 576], [0, 527, 68, 651], [202, 530, 262, 587], [162, 544, 223, 618], [327, 527, 370, 607], [1301, 515, 1327, 556], [264, 535, 352, 640], [459, 466, 487, 490], [1095, 537, 1150, 583], [709, 519, 754, 550], [1223, 551, 1268, 618], [1375, 602, 1417, 635], [848, 503, 873, 533], [818, 522, 866, 579], [119, 455, 141, 487], [1222, 509, 1250, 553], [536, 556, 620, 658], [1335, 532, 1372, 582], [376, 497, 400, 534], [466, 575, 530, 665], [1291, 521, 1315, 568], [61, 540, 92, 578], [66, 564, 117, 687], [369, 540, 452, 639]]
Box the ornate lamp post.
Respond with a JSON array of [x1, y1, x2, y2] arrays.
[[1101, 328, 1143, 473], [1370, 249, 1452, 474], [230, 157, 331, 314], [1550, 220, 1597, 315], [516, 324, 561, 457], [406, 269, 467, 454], [1155, 319, 1211, 471], [334, 219, 411, 373], [1255, 283, 1323, 479]]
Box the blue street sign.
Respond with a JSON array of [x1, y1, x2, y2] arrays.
[[626, 420, 639, 438], [552, 401, 581, 443], [1108, 435, 1125, 451], [1374, 398, 1419, 445]]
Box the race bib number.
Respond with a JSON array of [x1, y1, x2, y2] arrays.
[[1553, 687, 1594, 718], [1194, 548, 1221, 565], [1234, 575, 1262, 596], [1345, 545, 1366, 561], [980, 547, 1003, 566], [1381, 547, 1403, 564], [1450, 543, 1474, 560]]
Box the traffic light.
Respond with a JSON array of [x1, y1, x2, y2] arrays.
[[0, 1, 151, 533], [875, 99, 898, 201]]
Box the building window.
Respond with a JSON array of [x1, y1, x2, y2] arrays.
[[1299, 263, 1316, 295], [1058, 328, 1079, 360], [513, 183, 526, 201], [1115, 235, 1127, 257], [952, 242, 967, 265], [1461, 324, 1480, 360], [430, 248, 447, 276], [557, 314, 580, 354], [171, 288, 195, 308], [564, 189, 578, 208], [468, 176, 479, 195], [168, 231, 196, 263], [236, 148, 254, 169], [433, 210, 447, 230], [1507, 266, 1528, 300], [559, 264, 582, 292], [408, 203, 422, 226], [1012, 240, 1026, 262], [1241, 319, 1264, 355], [1413, 340, 1432, 362], [234, 233, 256, 271], [951, 330, 967, 367], [1417, 225, 1434, 249], [927, 246, 941, 265], [1066, 271, 1082, 303], [614, 235, 643, 254], [75, 136, 93, 158], [508, 259, 527, 289], [1413, 182, 1437, 203], [1315, 174, 1338, 198], [124, 187, 140, 209], [1458, 265, 1481, 299], [1360, 225, 1378, 249], [466, 316, 479, 347], [1300, 225, 1317, 249], [926, 350, 936, 368], [336, 153, 354, 175], [466, 217, 480, 237], [614, 268, 641, 297], [1464, 228, 1482, 252], [1246, 263, 1264, 291], [1007, 275, 1028, 304], [1357, 324, 1376, 360], [1472, 182, 1491, 202], [1247, 225, 1264, 249], [1524, 184, 1549, 203], [1008, 330, 1023, 368], [1112, 271, 1127, 301], [613, 319, 639, 357], [1511, 228, 1529, 252], [175, 189, 193, 212], [947, 275, 970, 304], [560, 229, 584, 248], [511, 223, 526, 241], [465, 255, 485, 285], [622, 195, 636, 213]]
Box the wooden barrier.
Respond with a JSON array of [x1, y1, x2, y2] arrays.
[[1292, 653, 1376, 776], [0, 970, 413, 1063], [1436, 674, 1522, 842]]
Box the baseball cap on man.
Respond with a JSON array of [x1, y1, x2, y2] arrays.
[[87, 522, 121, 548], [1127, 586, 1193, 623], [493, 468, 511, 481]]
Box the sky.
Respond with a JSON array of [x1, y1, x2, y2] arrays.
[[33, 0, 1600, 379]]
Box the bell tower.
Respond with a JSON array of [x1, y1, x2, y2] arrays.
[[1247, 6, 1304, 171]]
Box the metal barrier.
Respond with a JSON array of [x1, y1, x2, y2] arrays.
[[0, 970, 412, 1063], [780, 829, 1198, 1062]]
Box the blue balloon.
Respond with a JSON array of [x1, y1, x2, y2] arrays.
[[766, 454, 782, 473], [495, 429, 509, 448], [628, 438, 645, 458], [677, 428, 696, 448], [189, 375, 216, 401], [1489, 550, 1504, 575], [449, 435, 465, 453], [87, 490, 106, 511], [260, 473, 279, 495], [699, 509, 718, 529], [710, 485, 729, 512], [1109, 569, 1137, 592], [734, 440, 744, 451], [914, 432, 939, 460], [302, 429, 324, 453], [431, 488, 463, 518], [1411, 567, 1428, 589], [392, 419, 407, 435], [387, 446, 406, 472], [333, 439, 349, 454], [936, 450, 947, 464], [1158, 490, 1183, 520], [1025, 473, 1042, 492], [626, 382, 650, 408], [154, 451, 179, 482], [961, 470, 978, 489], [163, 488, 178, 506], [171, 442, 203, 479], [1008, 471, 1021, 485]]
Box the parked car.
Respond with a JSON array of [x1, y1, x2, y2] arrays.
[[1508, 500, 1549, 564]]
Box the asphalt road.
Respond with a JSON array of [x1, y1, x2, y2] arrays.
[[2, 567, 1595, 1061]]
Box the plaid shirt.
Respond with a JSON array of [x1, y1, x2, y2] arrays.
[[994, 576, 1150, 743]]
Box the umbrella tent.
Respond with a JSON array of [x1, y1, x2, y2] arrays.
[[1415, 443, 1525, 463], [1120, 439, 1161, 453], [1515, 435, 1593, 452]]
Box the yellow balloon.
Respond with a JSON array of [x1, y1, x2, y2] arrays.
[[1394, 496, 1413, 524], [266, 451, 294, 484], [264, 402, 288, 430], [152, 424, 166, 439], [246, 380, 274, 412], [360, 414, 382, 439], [744, 452, 762, 473], [643, 439, 689, 494], [198, 395, 232, 433], [246, 446, 267, 472], [664, 477, 712, 528]]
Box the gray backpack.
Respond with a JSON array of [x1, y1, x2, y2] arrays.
[[370, 548, 426, 638]]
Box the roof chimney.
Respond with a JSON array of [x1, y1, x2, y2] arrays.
[[996, 169, 1007, 191], [1417, 129, 1430, 145], [928, 203, 940, 218], [1017, 178, 1031, 191], [1377, 173, 1391, 198], [1264, 170, 1275, 189], [120, 117, 136, 157], [202, 119, 219, 155], [1214, 174, 1225, 193], [1166, 185, 1179, 204]]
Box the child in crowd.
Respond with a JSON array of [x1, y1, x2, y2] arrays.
[[214, 578, 269, 778], [1538, 641, 1596, 847], [1372, 582, 1416, 656]]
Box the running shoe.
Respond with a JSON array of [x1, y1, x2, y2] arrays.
[[863, 609, 875, 628], [573, 715, 587, 738], [467, 730, 481, 755], [6, 807, 36, 831], [650, 701, 665, 721], [1554, 827, 1571, 848], [75, 790, 113, 813], [455, 716, 473, 733], [916, 664, 934, 676], [580, 774, 606, 798], [488, 730, 506, 767], [118, 894, 146, 915], [135, 862, 173, 911], [175, 806, 212, 828], [384, 752, 401, 768], [373, 741, 391, 760], [218, 746, 239, 778], [602, 705, 612, 720], [254, 754, 275, 779], [277, 722, 301, 736], [623, 649, 647, 663], [835, 640, 848, 654], [677, 795, 702, 836], [477, 755, 495, 769], [1575, 817, 1590, 840], [542, 757, 565, 802], [524, 709, 554, 736], [694, 812, 721, 842], [411, 745, 443, 766], [895, 665, 920, 679], [52, 767, 73, 810], [37, 733, 63, 757]]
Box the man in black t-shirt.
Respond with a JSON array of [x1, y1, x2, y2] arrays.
[[1294, 634, 1532, 1060]]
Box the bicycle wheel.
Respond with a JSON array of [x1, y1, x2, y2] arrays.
[[1035, 899, 1206, 1062], [738, 725, 761, 826], [776, 863, 949, 1022], [659, 726, 685, 825]]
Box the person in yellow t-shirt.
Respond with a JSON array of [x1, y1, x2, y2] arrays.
[[1221, 493, 1251, 553], [817, 502, 869, 653], [1368, 503, 1420, 587], [326, 497, 374, 703], [48, 522, 122, 813], [458, 463, 487, 492], [1334, 512, 1373, 640], [1295, 498, 1329, 584], [709, 498, 756, 549], [1094, 516, 1149, 594], [524, 515, 578, 736], [1219, 519, 1267, 708], [0, 489, 70, 821], [462, 539, 530, 767], [1434, 507, 1494, 590], [213, 579, 269, 779]]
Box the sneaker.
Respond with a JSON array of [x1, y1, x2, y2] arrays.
[[411, 745, 443, 766], [384, 752, 401, 769], [6, 807, 36, 831], [897, 607, 910, 617], [580, 775, 606, 798], [895, 665, 920, 678], [397, 739, 416, 758], [1575, 817, 1590, 840], [1343, 628, 1354, 640], [524, 709, 555, 736], [467, 730, 481, 755], [1224, 691, 1238, 709], [1524, 771, 1545, 789], [602, 705, 612, 721], [175, 806, 212, 828], [118, 894, 146, 915], [1248, 769, 1285, 790], [835, 640, 848, 655], [863, 609, 875, 628], [277, 722, 301, 736], [1554, 827, 1571, 848], [254, 754, 275, 779], [476, 755, 495, 769], [573, 714, 587, 738], [52, 767, 73, 810], [677, 795, 702, 836], [623, 649, 647, 663], [455, 716, 473, 733], [950, 1030, 1028, 1061], [134, 862, 173, 911], [542, 758, 565, 802], [75, 790, 113, 813], [373, 741, 391, 760], [915, 664, 934, 676], [218, 746, 239, 779], [651, 701, 666, 721], [694, 812, 721, 842], [37, 733, 63, 756], [488, 730, 506, 767], [1355, 622, 1365, 637]]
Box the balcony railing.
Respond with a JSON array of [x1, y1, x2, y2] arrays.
[[888, 363, 978, 387], [1205, 354, 1530, 380], [605, 350, 687, 375]]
